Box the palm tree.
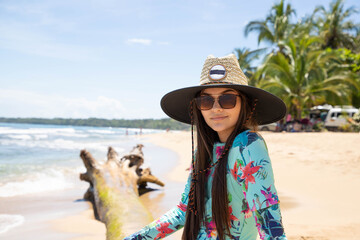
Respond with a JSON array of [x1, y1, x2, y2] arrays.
[[262, 35, 359, 119], [233, 47, 267, 87], [290, 11, 318, 39], [313, 0, 360, 50], [244, 0, 296, 54], [355, 30, 360, 52]]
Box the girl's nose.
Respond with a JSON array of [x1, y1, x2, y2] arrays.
[[212, 99, 222, 111]]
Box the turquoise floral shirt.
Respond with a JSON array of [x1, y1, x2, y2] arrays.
[[124, 130, 287, 240]]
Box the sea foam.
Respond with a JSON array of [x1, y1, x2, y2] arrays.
[[0, 138, 113, 151], [0, 214, 25, 234], [7, 134, 32, 140], [0, 169, 75, 197]]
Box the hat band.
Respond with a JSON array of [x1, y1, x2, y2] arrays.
[[200, 81, 236, 86]]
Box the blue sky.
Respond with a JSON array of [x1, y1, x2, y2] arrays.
[[0, 0, 358, 119]]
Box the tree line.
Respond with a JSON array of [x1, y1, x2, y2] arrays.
[[0, 117, 190, 130], [236, 0, 360, 119]]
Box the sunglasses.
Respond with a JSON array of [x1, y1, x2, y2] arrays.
[[195, 94, 240, 110]]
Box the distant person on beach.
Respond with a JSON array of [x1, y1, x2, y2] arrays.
[[124, 54, 287, 239]]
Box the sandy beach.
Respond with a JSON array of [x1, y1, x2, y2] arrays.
[[49, 131, 360, 239]]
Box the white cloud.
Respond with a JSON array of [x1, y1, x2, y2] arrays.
[[126, 39, 170, 46], [0, 89, 131, 119], [126, 38, 152, 46]]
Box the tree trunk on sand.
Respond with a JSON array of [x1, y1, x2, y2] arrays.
[[80, 144, 165, 239]]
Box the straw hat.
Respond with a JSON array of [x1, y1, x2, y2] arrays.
[[160, 54, 286, 125]]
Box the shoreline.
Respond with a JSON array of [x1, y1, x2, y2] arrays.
[[50, 132, 189, 240], [0, 187, 92, 240], [144, 131, 192, 183]]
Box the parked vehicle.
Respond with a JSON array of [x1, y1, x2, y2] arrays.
[[324, 106, 359, 130], [309, 104, 333, 121]]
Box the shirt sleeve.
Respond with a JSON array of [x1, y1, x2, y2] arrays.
[[123, 171, 191, 240], [236, 132, 280, 211], [254, 204, 287, 240], [231, 132, 287, 239]]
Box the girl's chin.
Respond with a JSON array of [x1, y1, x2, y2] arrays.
[[210, 126, 234, 134], [208, 125, 225, 132]]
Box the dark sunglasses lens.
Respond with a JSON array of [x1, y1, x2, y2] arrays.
[[219, 94, 237, 109], [196, 96, 214, 110]]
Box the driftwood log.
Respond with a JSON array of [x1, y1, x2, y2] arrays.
[[80, 144, 165, 239]]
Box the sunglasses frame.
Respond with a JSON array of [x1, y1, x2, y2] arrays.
[[195, 94, 240, 110]]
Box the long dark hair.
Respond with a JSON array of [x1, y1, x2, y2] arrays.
[[182, 91, 257, 240]]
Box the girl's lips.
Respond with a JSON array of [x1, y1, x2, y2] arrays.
[[211, 116, 227, 121]]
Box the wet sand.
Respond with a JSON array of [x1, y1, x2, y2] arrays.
[[0, 187, 92, 240]]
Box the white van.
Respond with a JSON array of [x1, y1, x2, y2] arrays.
[[324, 106, 359, 130]]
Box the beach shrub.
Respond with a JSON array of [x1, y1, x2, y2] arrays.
[[312, 122, 327, 132], [339, 123, 353, 132], [338, 110, 360, 132], [350, 109, 360, 132]]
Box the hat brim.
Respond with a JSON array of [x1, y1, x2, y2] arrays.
[[161, 84, 286, 125]]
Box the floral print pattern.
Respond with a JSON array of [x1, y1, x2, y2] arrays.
[[177, 202, 187, 212], [154, 222, 174, 240], [239, 161, 261, 190], [124, 130, 287, 240], [261, 186, 279, 207], [205, 220, 217, 238], [215, 145, 225, 159]]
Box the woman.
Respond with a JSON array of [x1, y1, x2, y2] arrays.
[[125, 54, 287, 240]]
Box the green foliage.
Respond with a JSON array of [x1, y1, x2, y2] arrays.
[[261, 35, 359, 118], [312, 0, 360, 51], [244, 0, 296, 51], [339, 123, 353, 132], [349, 109, 360, 132], [353, 110, 360, 122], [335, 48, 360, 73], [240, 0, 360, 118], [255, 168, 268, 180], [312, 122, 327, 132], [233, 47, 267, 87], [0, 117, 190, 130]]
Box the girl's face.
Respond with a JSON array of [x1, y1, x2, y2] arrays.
[[199, 87, 241, 142]]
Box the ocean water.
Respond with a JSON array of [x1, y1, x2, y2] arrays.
[[0, 122, 164, 236]]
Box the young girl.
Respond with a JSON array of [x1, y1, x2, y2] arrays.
[[125, 54, 287, 240]]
